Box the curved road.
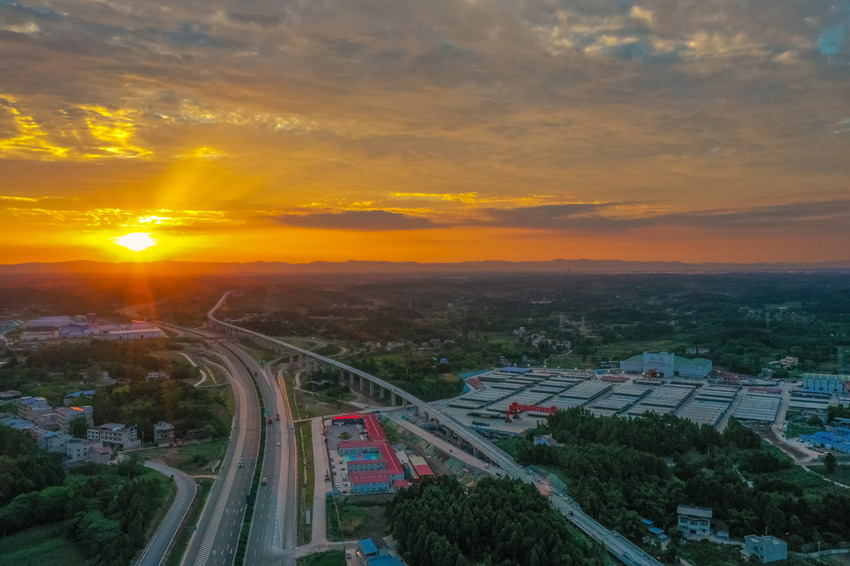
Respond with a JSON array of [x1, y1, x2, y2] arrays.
[[137, 461, 197, 566], [181, 342, 262, 566]]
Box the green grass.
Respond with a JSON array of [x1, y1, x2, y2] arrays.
[[808, 463, 850, 486], [746, 465, 833, 493], [296, 420, 315, 545], [297, 550, 346, 566], [204, 361, 229, 384], [326, 497, 391, 541], [785, 422, 824, 439], [493, 436, 526, 459], [0, 520, 87, 566], [294, 388, 356, 418], [677, 540, 744, 566], [132, 438, 228, 474]]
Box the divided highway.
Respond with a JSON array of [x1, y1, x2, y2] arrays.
[[155, 320, 297, 566], [207, 292, 665, 566], [180, 342, 260, 566], [236, 345, 298, 566]]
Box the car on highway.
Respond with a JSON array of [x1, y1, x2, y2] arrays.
[[238, 457, 244, 468], [261, 477, 267, 485], [276, 441, 281, 446]]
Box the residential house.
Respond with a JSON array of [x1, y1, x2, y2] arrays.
[[677, 504, 712, 537]]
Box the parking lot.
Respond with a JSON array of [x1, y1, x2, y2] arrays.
[[326, 419, 371, 494]]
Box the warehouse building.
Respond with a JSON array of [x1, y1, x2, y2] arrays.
[[802, 373, 850, 394], [620, 352, 712, 378]]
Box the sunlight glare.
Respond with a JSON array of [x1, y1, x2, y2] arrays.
[[114, 232, 157, 252]]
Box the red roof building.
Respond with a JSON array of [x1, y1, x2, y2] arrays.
[[334, 412, 406, 493]]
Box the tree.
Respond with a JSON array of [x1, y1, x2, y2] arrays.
[[824, 452, 837, 474], [69, 416, 89, 439], [202, 424, 216, 439]]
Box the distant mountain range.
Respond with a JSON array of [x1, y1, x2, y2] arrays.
[[2, 259, 850, 275]]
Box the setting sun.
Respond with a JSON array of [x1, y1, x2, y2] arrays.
[[114, 232, 157, 252]]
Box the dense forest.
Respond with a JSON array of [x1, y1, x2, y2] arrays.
[[23, 339, 196, 382], [0, 424, 65, 506], [389, 476, 603, 566], [515, 408, 850, 553], [0, 427, 168, 565], [346, 352, 465, 401]]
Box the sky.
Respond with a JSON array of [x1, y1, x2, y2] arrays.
[[1, 0, 850, 265]]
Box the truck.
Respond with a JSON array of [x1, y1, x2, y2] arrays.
[[275, 413, 280, 421]]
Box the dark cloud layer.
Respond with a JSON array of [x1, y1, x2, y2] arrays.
[[273, 210, 441, 231]]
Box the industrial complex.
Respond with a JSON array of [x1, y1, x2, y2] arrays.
[[441, 362, 850, 440]]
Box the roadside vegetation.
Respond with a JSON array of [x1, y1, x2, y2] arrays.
[[131, 438, 228, 475], [0, 437, 169, 566], [297, 550, 346, 566], [388, 476, 604, 566], [295, 420, 314, 545], [326, 495, 393, 541]]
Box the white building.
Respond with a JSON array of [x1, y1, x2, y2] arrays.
[[87, 423, 141, 449], [105, 328, 166, 340], [742, 535, 787, 563], [620, 352, 712, 378], [56, 405, 94, 434], [677, 505, 712, 537]]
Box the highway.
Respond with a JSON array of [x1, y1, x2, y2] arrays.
[[235, 344, 298, 566], [181, 342, 261, 566], [137, 461, 197, 566], [207, 292, 665, 566]]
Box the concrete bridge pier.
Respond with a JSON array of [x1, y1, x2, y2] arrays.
[[369, 381, 375, 397], [391, 391, 397, 405]]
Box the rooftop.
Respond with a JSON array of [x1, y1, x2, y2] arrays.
[[677, 504, 712, 519]]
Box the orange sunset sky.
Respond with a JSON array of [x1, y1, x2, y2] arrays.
[[2, 0, 850, 264]]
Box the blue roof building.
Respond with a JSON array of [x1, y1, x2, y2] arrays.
[[357, 538, 378, 556]]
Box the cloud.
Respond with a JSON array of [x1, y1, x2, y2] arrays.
[[1, 0, 850, 262], [272, 210, 443, 231], [471, 200, 850, 235]]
